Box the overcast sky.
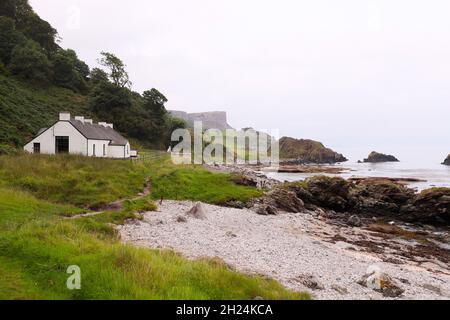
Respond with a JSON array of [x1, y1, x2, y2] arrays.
[[30, 0, 450, 161]]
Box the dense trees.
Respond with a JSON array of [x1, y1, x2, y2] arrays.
[[9, 39, 51, 81], [1, 0, 186, 149], [53, 49, 88, 92]]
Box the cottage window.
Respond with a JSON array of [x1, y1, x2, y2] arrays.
[[93, 144, 96, 156], [103, 144, 106, 156], [55, 137, 69, 154], [33, 143, 40, 154]]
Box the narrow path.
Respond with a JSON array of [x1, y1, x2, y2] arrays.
[[68, 178, 152, 219]]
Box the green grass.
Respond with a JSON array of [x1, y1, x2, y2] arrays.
[[0, 154, 149, 209], [144, 156, 263, 205], [0, 154, 308, 300]]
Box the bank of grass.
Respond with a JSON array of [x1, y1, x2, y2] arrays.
[[144, 156, 263, 205], [0, 154, 149, 208], [0, 154, 308, 300]]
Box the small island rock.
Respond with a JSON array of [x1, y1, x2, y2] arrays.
[[442, 154, 450, 166], [363, 151, 399, 163]]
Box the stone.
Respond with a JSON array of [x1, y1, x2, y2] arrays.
[[331, 284, 348, 295], [226, 231, 237, 238], [187, 202, 207, 220], [254, 204, 278, 216], [266, 188, 304, 213], [442, 154, 450, 166], [176, 216, 187, 223], [295, 274, 324, 290], [347, 215, 362, 227], [358, 265, 404, 298]]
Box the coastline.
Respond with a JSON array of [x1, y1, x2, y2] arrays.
[[118, 200, 450, 300]]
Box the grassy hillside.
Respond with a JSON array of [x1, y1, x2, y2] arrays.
[[0, 73, 90, 148], [0, 154, 307, 300]]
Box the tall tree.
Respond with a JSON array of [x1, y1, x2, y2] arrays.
[[98, 51, 131, 88], [143, 88, 168, 119]]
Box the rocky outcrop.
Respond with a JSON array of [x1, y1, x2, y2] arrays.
[[265, 188, 305, 213], [254, 187, 305, 215], [442, 154, 450, 166], [280, 176, 450, 225], [401, 188, 450, 223], [278, 137, 347, 164], [350, 178, 415, 216], [363, 151, 399, 163], [169, 110, 233, 130], [304, 176, 353, 211]]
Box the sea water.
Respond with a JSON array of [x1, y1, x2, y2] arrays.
[[266, 161, 450, 192]]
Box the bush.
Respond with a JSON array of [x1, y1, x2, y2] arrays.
[[0, 144, 20, 155]]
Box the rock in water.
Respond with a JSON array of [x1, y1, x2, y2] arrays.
[[442, 154, 450, 166], [187, 202, 207, 220], [363, 151, 400, 163], [277, 137, 347, 164], [358, 265, 404, 298]]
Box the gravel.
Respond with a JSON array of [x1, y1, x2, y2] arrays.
[[118, 200, 450, 300]]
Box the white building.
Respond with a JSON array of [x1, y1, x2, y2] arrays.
[[24, 112, 135, 158]]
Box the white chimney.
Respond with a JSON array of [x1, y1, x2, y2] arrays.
[[59, 112, 71, 121], [74, 116, 85, 123], [98, 122, 107, 127], [84, 119, 93, 124], [106, 123, 113, 129]]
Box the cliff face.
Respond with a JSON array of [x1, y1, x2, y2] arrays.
[[442, 155, 450, 166], [169, 110, 233, 130], [363, 152, 399, 163], [278, 137, 347, 164]]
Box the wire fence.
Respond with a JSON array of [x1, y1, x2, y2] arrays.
[[130, 151, 167, 163]]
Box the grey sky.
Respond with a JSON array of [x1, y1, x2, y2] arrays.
[[30, 0, 450, 161]]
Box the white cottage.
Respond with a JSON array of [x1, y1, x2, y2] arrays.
[[24, 112, 135, 159]]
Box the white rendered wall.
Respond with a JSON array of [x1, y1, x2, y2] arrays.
[[24, 121, 87, 155], [87, 139, 109, 157], [108, 145, 126, 158]]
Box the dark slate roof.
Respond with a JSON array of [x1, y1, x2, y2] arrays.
[[69, 119, 128, 146]]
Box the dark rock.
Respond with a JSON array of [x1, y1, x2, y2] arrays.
[[277, 137, 347, 163], [350, 179, 415, 216], [176, 216, 188, 223], [400, 188, 450, 223], [285, 183, 315, 203], [306, 176, 352, 211], [442, 154, 450, 166], [266, 188, 305, 213], [363, 151, 400, 163], [225, 200, 246, 209], [254, 204, 278, 216], [347, 215, 362, 227]]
